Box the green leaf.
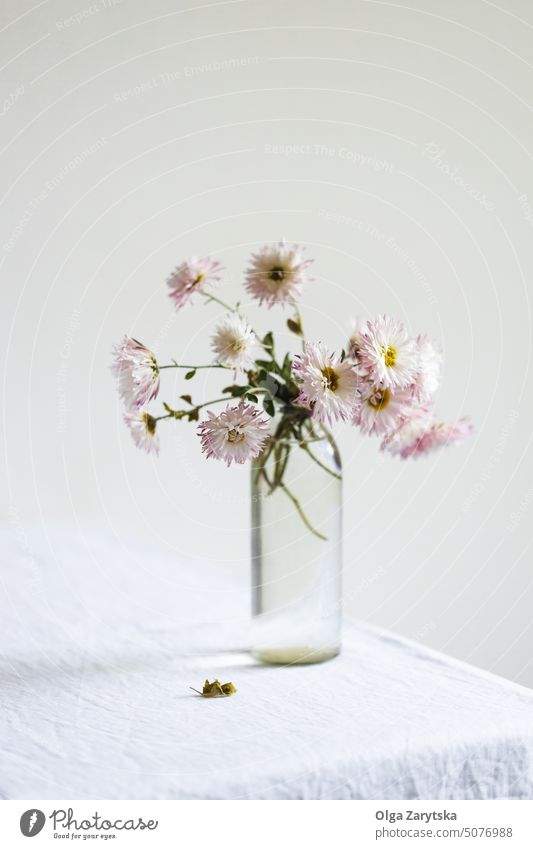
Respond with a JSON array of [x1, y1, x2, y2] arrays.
[[185, 369, 196, 380], [180, 394, 193, 405], [287, 318, 303, 336], [222, 385, 248, 397], [281, 353, 293, 381], [262, 331, 274, 351], [188, 408, 200, 421], [255, 359, 275, 372], [246, 393, 259, 404], [263, 398, 275, 417]]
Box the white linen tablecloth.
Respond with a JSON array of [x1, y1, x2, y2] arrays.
[[1, 523, 532, 800]]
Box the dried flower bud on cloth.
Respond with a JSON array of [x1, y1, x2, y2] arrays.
[[190, 679, 237, 697]]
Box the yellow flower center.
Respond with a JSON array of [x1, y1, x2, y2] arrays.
[[228, 337, 247, 353], [269, 266, 285, 282], [382, 345, 397, 367], [227, 428, 245, 444], [321, 366, 339, 392], [192, 273, 204, 286], [368, 387, 391, 411]]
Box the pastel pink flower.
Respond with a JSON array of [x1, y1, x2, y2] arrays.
[[354, 383, 414, 436], [244, 241, 313, 307], [357, 315, 420, 390], [386, 417, 474, 459], [292, 341, 359, 424], [124, 409, 160, 456], [111, 336, 159, 409], [412, 334, 442, 401], [167, 255, 223, 310], [198, 400, 270, 466], [380, 405, 434, 456]]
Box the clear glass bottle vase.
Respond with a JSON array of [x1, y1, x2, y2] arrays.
[[251, 415, 342, 664]]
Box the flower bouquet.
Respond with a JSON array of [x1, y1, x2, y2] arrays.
[[112, 242, 472, 664]]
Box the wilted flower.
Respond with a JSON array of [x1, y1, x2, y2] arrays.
[[347, 317, 369, 362], [354, 383, 414, 436], [211, 313, 259, 373], [167, 256, 223, 310], [198, 400, 270, 466], [357, 315, 419, 390], [383, 417, 473, 459], [244, 241, 313, 307], [124, 409, 160, 455], [111, 336, 160, 409], [292, 341, 359, 424]]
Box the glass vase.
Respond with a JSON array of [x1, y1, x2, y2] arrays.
[[251, 415, 342, 664]]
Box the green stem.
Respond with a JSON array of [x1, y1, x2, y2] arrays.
[[279, 482, 327, 541], [194, 396, 229, 411], [156, 396, 229, 421], [159, 362, 229, 371], [299, 442, 342, 480], [200, 291, 239, 314]]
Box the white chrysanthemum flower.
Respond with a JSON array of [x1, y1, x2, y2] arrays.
[[357, 315, 420, 390], [292, 341, 359, 424], [412, 334, 442, 400], [354, 383, 414, 436], [124, 409, 160, 455], [211, 313, 259, 373], [167, 255, 223, 310], [244, 241, 313, 307], [198, 400, 270, 466], [111, 336, 160, 410]]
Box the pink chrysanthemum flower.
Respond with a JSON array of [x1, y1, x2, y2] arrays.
[[198, 400, 270, 466], [412, 334, 442, 401], [111, 336, 160, 409], [244, 241, 313, 307], [292, 341, 359, 424], [357, 315, 420, 390], [380, 405, 434, 456], [388, 417, 474, 459], [211, 313, 259, 374], [167, 256, 223, 310], [124, 409, 160, 456], [354, 383, 414, 436]]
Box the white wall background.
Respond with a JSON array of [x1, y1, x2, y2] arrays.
[[2, 0, 532, 685]]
